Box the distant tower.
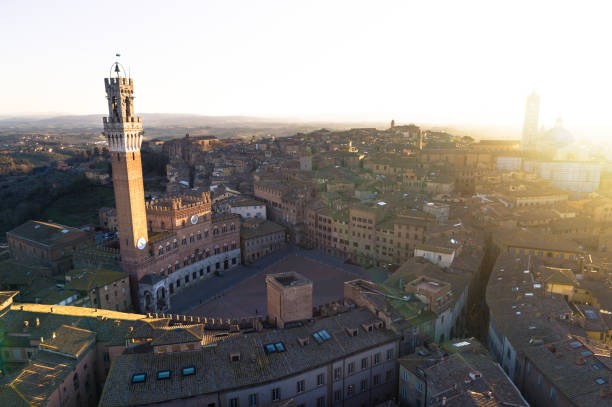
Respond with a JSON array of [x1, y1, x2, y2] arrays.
[[103, 63, 148, 263], [521, 91, 540, 150], [299, 145, 313, 172], [390, 119, 395, 129]]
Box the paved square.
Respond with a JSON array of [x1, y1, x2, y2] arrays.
[[187, 254, 365, 319]]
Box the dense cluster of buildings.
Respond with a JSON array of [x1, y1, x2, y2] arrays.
[[1, 67, 611, 407], [486, 252, 612, 406]]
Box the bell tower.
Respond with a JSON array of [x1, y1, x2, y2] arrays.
[[103, 63, 148, 263]]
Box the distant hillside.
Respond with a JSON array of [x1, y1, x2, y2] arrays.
[[0, 113, 282, 129], [0, 114, 376, 140], [0, 114, 527, 142]]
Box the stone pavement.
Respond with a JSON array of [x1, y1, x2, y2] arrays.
[[170, 245, 376, 317]]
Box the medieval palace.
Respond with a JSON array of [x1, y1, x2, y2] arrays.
[[103, 64, 241, 313]]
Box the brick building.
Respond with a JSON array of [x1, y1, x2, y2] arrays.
[[7, 220, 93, 273], [240, 218, 286, 264], [266, 271, 313, 328], [254, 179, 313, 243], [99, 65, 240, 314], [98, 207, 118, 231], [162, 134, 221, 164], [64, 269, 132, 312], [100, 307, 399, 407]]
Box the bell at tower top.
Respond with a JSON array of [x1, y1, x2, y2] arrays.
[[109, 61, 126, 78], [103, 61, 141, 126]]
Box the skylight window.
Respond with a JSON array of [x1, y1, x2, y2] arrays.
[[131, 373, 146, 384], [581, 350, 593, 358], [157, 370, 171, 380], [319, 330, 331, 340], [313, 329, 331, 344], [182, 367, 195, 376], [264, 342, 286, 354], [569, 341, 582, 349], [595, 377, 606, 385]]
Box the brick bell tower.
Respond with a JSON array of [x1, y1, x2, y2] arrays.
[[103, 63, 148, 265]]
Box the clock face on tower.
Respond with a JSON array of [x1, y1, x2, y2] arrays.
[[191, 214, 199, 225], [137, 237, 147, 250]]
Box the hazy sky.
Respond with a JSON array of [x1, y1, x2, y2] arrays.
[[1, 0, 611, 136]]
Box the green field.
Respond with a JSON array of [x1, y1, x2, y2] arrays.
[[42, 185, 115, 227]]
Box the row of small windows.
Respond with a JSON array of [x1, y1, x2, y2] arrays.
[[509, 247, 576, 260], [160, 253, 238, 277], [229, 369, 394, 407], [245, 234, 284, 247], [352, 217, 373, 224], [158, 242, 237, 257], [155, 224, 236, 253], [131, 366, 195, 383]]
